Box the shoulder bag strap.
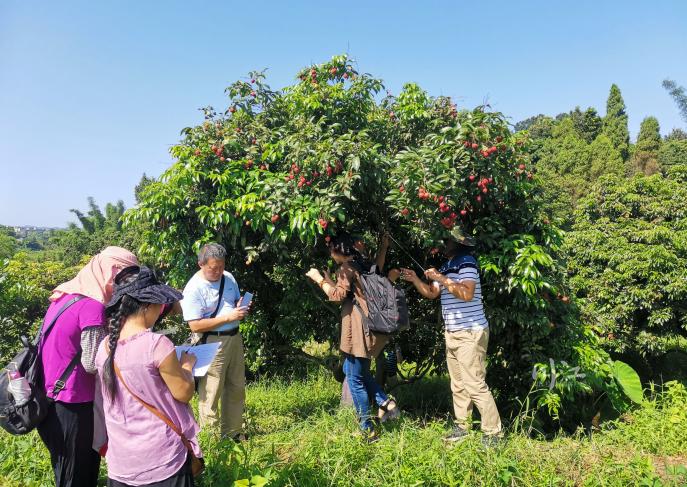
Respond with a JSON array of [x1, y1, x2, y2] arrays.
[[34, 295, 85, 346], [113, 362, 195, 454], [201, 275, 225, 343], [350, 270, 373, 337], [209, 275, 226, 319]]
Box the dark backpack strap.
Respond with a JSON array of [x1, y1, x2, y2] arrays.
[[457, 262, 479, 272], [34, 295, 86, 400], [201, 275, 226, 344], [440, 255, 479, 275], [352, 270, 375, 337], [34, 295, 85, 346], [350, 260, 374, 275], [51, 350, 82, 398]]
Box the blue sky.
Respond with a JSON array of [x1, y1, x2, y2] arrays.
[[1, 1, 686, 227]]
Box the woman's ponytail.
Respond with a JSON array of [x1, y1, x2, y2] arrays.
[[102, 270, 143, 401]]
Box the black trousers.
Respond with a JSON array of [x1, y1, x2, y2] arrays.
[[37, 401, 101, 487], [107, 453, 195, 487]]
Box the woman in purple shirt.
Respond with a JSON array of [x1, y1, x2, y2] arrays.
[[96, 266, 201, 487], [38, 246, 138, 487]]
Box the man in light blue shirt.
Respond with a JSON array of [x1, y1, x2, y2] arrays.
[[181, 242, 249, 439]]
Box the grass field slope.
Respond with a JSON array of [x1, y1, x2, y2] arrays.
[[1, 371, 685, 486]]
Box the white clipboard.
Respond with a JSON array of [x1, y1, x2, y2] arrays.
[[175, 342, 221, 377]]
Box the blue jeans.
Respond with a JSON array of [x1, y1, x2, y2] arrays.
[[343, 354, 388, 431]]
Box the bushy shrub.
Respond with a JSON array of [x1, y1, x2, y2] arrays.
[[0, 253, 81, 362], [565, 174, 687, 377]]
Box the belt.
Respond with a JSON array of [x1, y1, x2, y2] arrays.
[[206, 328, 239, 337]]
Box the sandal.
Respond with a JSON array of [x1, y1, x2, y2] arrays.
[[378, 399, 401, 423]]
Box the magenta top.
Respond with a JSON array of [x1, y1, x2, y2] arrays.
[[41, 293, 105, 403], [95, 329, 201, 485]]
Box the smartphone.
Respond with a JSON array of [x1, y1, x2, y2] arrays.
[[241, 292, 253, 308]]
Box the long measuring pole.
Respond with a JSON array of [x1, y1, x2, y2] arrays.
[[387, 234, 426, 273]]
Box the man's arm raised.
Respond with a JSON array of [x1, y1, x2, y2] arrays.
[[400, 268, 441, 300], [425, 268, 475, 301]]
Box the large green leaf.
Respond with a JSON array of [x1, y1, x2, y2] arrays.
[[612, 360, 643, 404]]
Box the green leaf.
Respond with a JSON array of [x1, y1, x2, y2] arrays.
[[250, 476, 269, 487], [612, 360, 643, 404]]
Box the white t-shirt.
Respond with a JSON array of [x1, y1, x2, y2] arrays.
[[180, 270, 241, 332], [434, 267, 488, 331]]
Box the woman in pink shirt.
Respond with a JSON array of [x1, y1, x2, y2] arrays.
[[38, 246, 138, 487], [96, 266, 201, 486]]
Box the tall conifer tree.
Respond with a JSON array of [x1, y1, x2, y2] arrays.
[[603, 84, 630, 160], [631, 116, 661, 175]]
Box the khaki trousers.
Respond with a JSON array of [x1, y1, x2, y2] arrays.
[[198, 333, 245, 438], [445, 328, 502, 436]]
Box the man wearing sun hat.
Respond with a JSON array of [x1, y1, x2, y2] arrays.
[[400, 226, 502, 446]]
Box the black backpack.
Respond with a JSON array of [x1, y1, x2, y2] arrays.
[[0, 296, 84, 435], [354, 265, 410, 335]]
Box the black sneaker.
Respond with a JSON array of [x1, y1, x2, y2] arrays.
[[363, 429, 380, 444], [231, 433, 248, 443], [481, 434, 502, 449], [445, 426, 469, 442]]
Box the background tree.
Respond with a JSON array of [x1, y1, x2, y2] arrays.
[[665, 128, 687, 141], [663, 79, 687, 124], [658, 139, 687, 175], [51, 197, 140, 265], [565, 173, 687, 382], [103, 201, 126, 230], [0, 226, 18, 260], [570, 106, 602, 143], [69, 196, 105, 233], [528, 116, 624, 228], [513, 114, 547, 133], [134, 173, 154, 204], [630, 116, 661, 175], [603, 84, 630, 160]]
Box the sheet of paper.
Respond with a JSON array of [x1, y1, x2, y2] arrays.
[[175, 342, 221, 377]]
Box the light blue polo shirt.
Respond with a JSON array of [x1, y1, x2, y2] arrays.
[[180, 270, 241, 332]]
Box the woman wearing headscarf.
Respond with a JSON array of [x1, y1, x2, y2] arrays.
[[96, 266, 201, 486], [37, 246, 138, 487]]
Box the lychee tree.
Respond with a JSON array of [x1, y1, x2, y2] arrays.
[[384, 106, 589, 400], [127, 55, 398, 366], [126, 55, 615, 418]]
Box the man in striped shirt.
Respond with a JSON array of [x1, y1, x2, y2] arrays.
[[401, 227, 502, 445]]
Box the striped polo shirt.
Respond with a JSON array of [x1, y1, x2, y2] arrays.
[[437, 266, 488, 331]]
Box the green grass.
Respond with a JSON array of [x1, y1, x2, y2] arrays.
[[1, 372, 686, 486]]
